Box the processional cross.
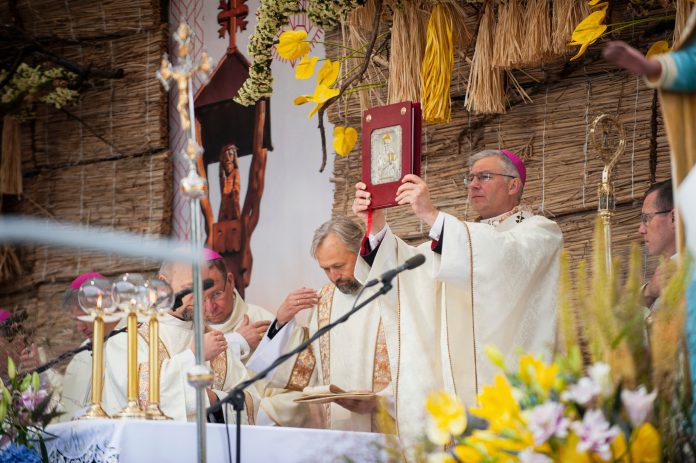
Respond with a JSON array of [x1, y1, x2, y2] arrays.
[[217, 0, 249, 50], [157, 22, 215, 463]]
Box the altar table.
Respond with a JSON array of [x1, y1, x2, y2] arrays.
[[44, 419, 388, 462]]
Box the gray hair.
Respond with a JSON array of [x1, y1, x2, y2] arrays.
[[469, 150, 519, 178], [311, 216, 364, 258], [469, 149, 524, 199]]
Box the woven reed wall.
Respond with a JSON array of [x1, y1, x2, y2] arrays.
[[0, 0, 169, 361], [327, 2, 673, 285]]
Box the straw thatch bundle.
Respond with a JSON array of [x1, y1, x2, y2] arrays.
[[465, 1, 506, 114], [552, 0, 590, 55], [523, 0, 554, 65], [388, 1, 427, 104], [492, 0, 525, 69]]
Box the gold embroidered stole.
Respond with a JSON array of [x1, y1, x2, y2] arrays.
[[136, 324, 228, 408]]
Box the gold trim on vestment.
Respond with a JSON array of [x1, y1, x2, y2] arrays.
[[394, 244, 402, 437], [244, 391, 255, 425], [137, 324, 169, 409], [463, 223, 479, 397], [285, 327, 316, 391], [371, 319, 395, 433], [317, 284, 335, 425], [210, 351, 228, 391]]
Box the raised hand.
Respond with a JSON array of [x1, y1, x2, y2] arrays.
[[603, 41, 662, 80], [236, 314, 272, 350], [353, 182, 385, 231], [395, 174, 439, 226], [194, 330, 227, 361], [276, 288, 320, 326]]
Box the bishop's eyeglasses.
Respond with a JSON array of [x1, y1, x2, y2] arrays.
[[464, 172, 517, 185], [639, 210, 672, 225]]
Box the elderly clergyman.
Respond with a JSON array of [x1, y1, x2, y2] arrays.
[[352, 149, 563, 444]]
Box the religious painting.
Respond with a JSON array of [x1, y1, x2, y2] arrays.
[[370, 126, 402, 185], [193, 0, 273, 297]]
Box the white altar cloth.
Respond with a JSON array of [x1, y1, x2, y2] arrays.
[[44, 419, 388, 462]]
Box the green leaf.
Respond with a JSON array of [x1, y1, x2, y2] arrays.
[[40, 436, 50, 463], [20, 373, 32, 391], [7, 357, 16, 379], [32, 371, 40, 391], [0, 398, 7, 422], [2, 385, 11, 403]]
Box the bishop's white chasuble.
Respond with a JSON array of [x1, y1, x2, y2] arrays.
[[353, 208, 562, 445]]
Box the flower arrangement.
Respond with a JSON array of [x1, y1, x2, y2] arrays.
[[0, 358, 61, 462], [0, 63, 78, 121], [425, 221, 694, 462], [425, 348, 661, 462]]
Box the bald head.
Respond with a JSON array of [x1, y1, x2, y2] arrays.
[[159, 261, 193, 318]]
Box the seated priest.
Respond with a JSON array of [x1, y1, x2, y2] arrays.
[[102, 261, 258, 423], [352, 148, 563, 444], [200, 249, 272, 363], [248, 217, 395, 433], [18, 272, 123, 422]]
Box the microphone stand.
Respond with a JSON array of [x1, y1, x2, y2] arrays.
[[207, 278, 394, 463], [30, 326, 129, 375]]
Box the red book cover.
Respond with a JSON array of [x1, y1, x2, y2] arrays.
[[361, 101, 421, 209]]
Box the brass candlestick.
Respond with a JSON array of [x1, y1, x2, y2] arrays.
[[76, 280, 115, 420], [590, 114, 626, 276], [145, 316, 170, 420], [114, 309, 145, 419], [145, 278, 173, 420], [81, 314, 109, 419], [113, 273, 148, 420]]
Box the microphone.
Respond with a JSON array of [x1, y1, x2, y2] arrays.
[[365, 254, 426, 287], [172, 278, 214, 309]]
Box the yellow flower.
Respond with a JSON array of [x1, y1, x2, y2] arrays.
[[646, 40, 670, 59], [557, 433, 593, 463], [452, 444, 484, 462], [333, 126, 358, 156], [317, 59, 340, 87], [469, 374, 521, 432], [295, 55, 319, 80], [425, 391, 467, 445], [519, 354, 559, 394], [569, 7, 608, 61], [277, 30, 310, 60], [293, 84, 340, 118], [484, 345, 506, 370], [612, 424, 661, 463]]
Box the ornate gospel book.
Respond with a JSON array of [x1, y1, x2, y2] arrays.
[[361, 101, 422, 209]]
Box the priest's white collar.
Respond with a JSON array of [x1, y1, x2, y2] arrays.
[[161, 312, 193, 329], [478, 205, 531, 226]]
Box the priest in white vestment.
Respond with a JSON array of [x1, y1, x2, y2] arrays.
[[248, 217, 395, 433], [19, 272, 123, 422], [102, 262, 258, 423], [352, 149, 563, 444], [200, 248, 273, 363]]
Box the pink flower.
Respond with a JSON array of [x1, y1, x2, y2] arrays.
[[526, 402, 570, 445], [571, 409, 620, 460], [621, 386, 657, 427], [518, 448, 552, 463], [562, 377, 600, 406], [20, 387, 48, 411]]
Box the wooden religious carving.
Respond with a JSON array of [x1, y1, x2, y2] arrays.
[[195, 0, 272, 297]]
